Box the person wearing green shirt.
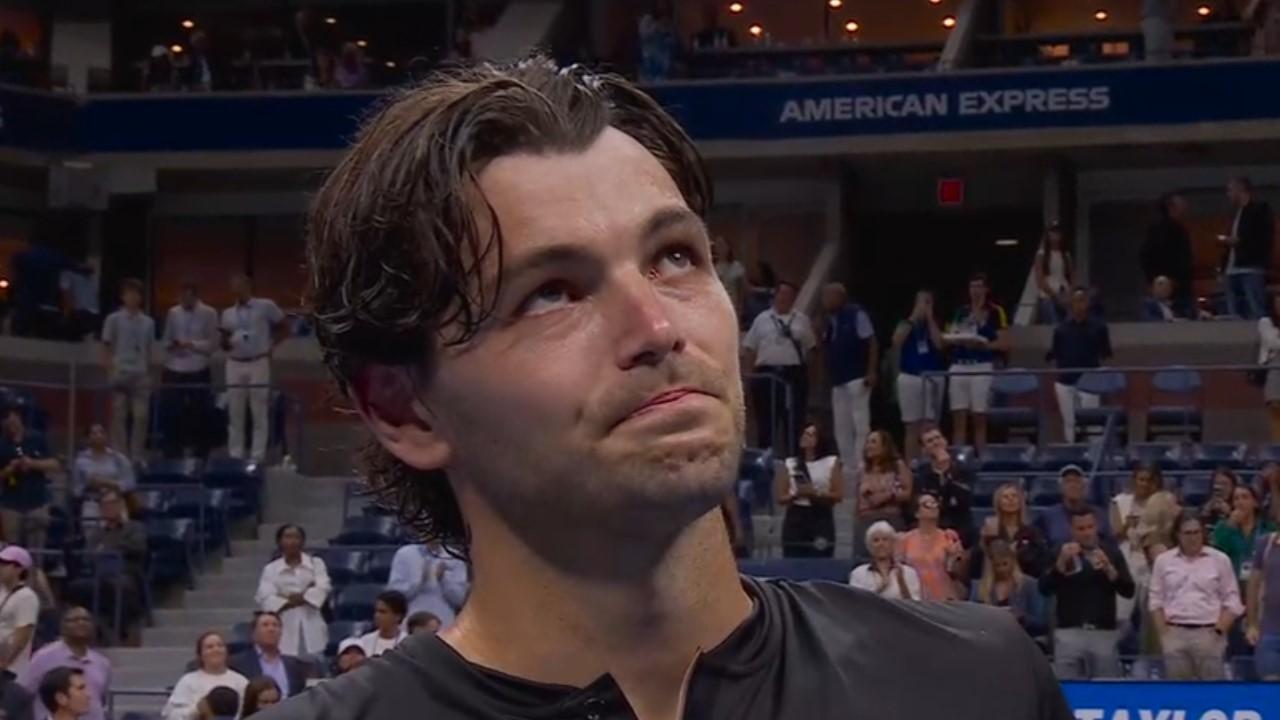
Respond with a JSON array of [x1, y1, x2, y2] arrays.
[[1211, 485, 1277, 588]]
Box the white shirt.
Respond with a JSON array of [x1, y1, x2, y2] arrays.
[[101, 309, 155, 376], [0, 584, 39, 677], [1259, 317, 1280, 364], [386, 544, 469, 628], [783, 455, 837, 508], [357, 629, 407, 658], [743, 309, 816, 367], [1038, 250, 1069, 297], [162, 302, 220, 373], [849, 563, 922, 600], [160, 669, 248, 720], [255, 554, 331, 656], [220, 298, 285, 360]]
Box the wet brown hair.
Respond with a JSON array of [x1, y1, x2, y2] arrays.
[[306, 56, 710, 552]]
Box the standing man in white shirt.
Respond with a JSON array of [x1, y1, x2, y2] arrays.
[[742, 281, 816, 454], [0, 546, 40, 680], [386, 542, 469, 629], [220, 274, 286, 463], [100, 278, 155, 460], [161, 282, 220, 459]]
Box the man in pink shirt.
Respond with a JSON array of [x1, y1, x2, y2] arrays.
[[1148, 512, 1244, 680]]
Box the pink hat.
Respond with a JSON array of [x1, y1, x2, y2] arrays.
[[0, 545, 31, 570]]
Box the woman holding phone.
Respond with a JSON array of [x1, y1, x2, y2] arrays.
[[774, 421, 843, 558]]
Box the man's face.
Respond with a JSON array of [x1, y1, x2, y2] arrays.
[[99, 493, 124, 522], [1061, 473, 1086, 503], [61, 608, 94, 643], [181, 286, 198, 308], [231, 275, 250, 299], [773, 283, 796, 314], [922, 429, 948, 458], [389, 128, 744, 555], [64, 675, 92, 715], [1070, 513, 1098, 547], [254, 614, 282, 650], [122, 288, 141, 310], [1153, 277, 1172, 301], [820, 285, 843, 313], [968, 279, 987, 306], [1178, 518, 1205, 554], [1070, 290, 1089, 320]]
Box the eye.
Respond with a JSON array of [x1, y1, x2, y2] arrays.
[[517, 281, 577, 317], [650, 244, 699, 278]]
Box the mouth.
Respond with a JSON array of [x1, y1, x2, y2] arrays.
[[616, 387, 715, 427]]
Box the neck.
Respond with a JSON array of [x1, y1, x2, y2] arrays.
[[442, 503, 750, 720], [379, 627, 399, 639], [64, 638, 88, 655], [204, 665, 224, 675], [872, 557, 894, 573], [53, 710, 76, 720], [283, 553, 301, 565], [998, 512, 1020, 530], [930, 454, 951, 471], [1064, 498, 1086, 511], [1242, 517, 1257, 534], [802, 449, 817, 462], [1, 578, 19, 591], [918, 522, 938, 534], [258, 644, 279, 659]]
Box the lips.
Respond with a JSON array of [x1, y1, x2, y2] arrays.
[[618, 386, 711, 426]]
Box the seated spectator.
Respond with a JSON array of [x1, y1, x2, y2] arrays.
[[773, 422, 843, 558], [358, 590, 408, 657], [1047, 288, 1111, 444], [69, 488, 146, 640], [37, 668, 90, 720], [240, 677, 281, 718], [897, 494, 965, 601], [1035, 465, 1111, 548], [334, 638, 366, 675], [1149, 512, 1243, 680], [161, 632, 248, 720], [849, 521, 921, 600], [971, 539, 1045, 637], [1039, 509, 1134, 679], [914, 425, 976, 547], [16, 606, 110, 720], [71, 424, 135, 520], [255, 524, 330, 656], [387, 543, 468, 630], [228, 612, 307, 698], [0, 408, 59, 550], [1212, 485, 1276, 588], [854, 430, 912, 559], [0, 546, 40, 679], [195, 687, 239, 720], [970, 483, 1049, 580], [1140, 276, 1185, 322], [406, 612, 442, 636], [1245, 526, 1280, 681], [1201, 468, 1239, 531]]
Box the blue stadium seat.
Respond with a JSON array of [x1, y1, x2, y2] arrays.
[[1191, 442, 1248, 470], [971, 507, 996, 532], [987, 370, 1042, 442], [1254, 444, 1280, 466], [1127, 442, 1185, 471], [1074, 370, 1129, 440], [131, 489, 170, 520], [145, 518, 197, 588], [1177, 475, 1213, 508], [365, 547, 398, 584], [1145, 367, 1203, 441], [737, 558, 854, 583], [738, 447, 775, 511], [971, 476, 1010, 508], [324, 621, 372, 656], [313, 548, 367, 588], [1036, 444, 1091, 471], [1028, 475, 1062, 507], [976, 444, 1035, 473], [330, 516, 401, 546], [141, 458, 203, 485], [226, 621, 254, 656], [203, 457, 264, 521], [330, 584, 384, 622]]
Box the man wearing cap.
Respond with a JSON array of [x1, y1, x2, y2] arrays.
[[334, 638, 366, 676], [0, 546, 41, 679], [1036, 465, 1111, 549]]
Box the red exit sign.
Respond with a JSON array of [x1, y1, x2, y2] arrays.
[[937, 177, 965, 207]]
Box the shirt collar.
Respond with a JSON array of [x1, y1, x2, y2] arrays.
[[256, 645, 283, 663]]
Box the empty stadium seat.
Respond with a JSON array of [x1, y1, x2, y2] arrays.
[[141, 458, 203, 485], [226, 621, 254, 656], [145, 518, 197, 588], [365, 547, 398, 584], [1192, 442, 1248, 470], [330, 516, 401, 546], [1127, 442, 1185, 471], [330, 583, 384, 622], [314, 548, 368, 588], [1074, 370, 1129, 440], [737, 558, 854, 583], [203, 457, 264, 521], [971, 507, 996, 532], [986, 370, 1042, 442], [1145, 367, 1203, 441], [976, 444, 1035, 473], [1254, 444, 1280, 466], [131, 489, 171, 520], [1176, 474, 1213, 507], [1036, 444, 1092, 471], [1028, 475, 1062, 506], [324, 621, 372, 656]]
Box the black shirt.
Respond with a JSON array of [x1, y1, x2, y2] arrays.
[[0, 432, 52, 512], [914, 462, 976, 547], [262, 577, 1070, 720], [1047, 316, 1111, 386], [1038, 539, 1135, 630]]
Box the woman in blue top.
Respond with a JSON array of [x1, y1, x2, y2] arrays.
[[892, 290, 945, 459]]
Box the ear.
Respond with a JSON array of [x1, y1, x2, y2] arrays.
[[350, 365, 453, 472]]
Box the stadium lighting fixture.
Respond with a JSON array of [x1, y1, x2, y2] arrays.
[[180, 19, 195, 29], [1196, 4, 1212, 16], [942, 15, 957, 28], [994, 238, 1020, 247], [385, 60, 397, 68], [828, 0, 843, 8], [0, 279, 9, 289], [324, 16, 338, 25], [748, 23, 764, 37], [170, 44, 184, 53], [929, 0, 943, 4], [728, 2, 744, 13], [1093, 9, 1109, 21], [844, 20, 860, 33], [356, 39, 368, 48]]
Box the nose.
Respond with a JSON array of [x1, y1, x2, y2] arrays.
[[609, 272, 684, 370]]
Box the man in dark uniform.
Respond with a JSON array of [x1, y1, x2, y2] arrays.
[[265, 57, 1070, 720]]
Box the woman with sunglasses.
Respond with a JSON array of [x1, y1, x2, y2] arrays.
[[898, 493, 965, 601]]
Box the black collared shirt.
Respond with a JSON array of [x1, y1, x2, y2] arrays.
[[262, 577, 1069, 720], [1038, 539, 1135, 630], [1047, 316, 1112, 386]]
